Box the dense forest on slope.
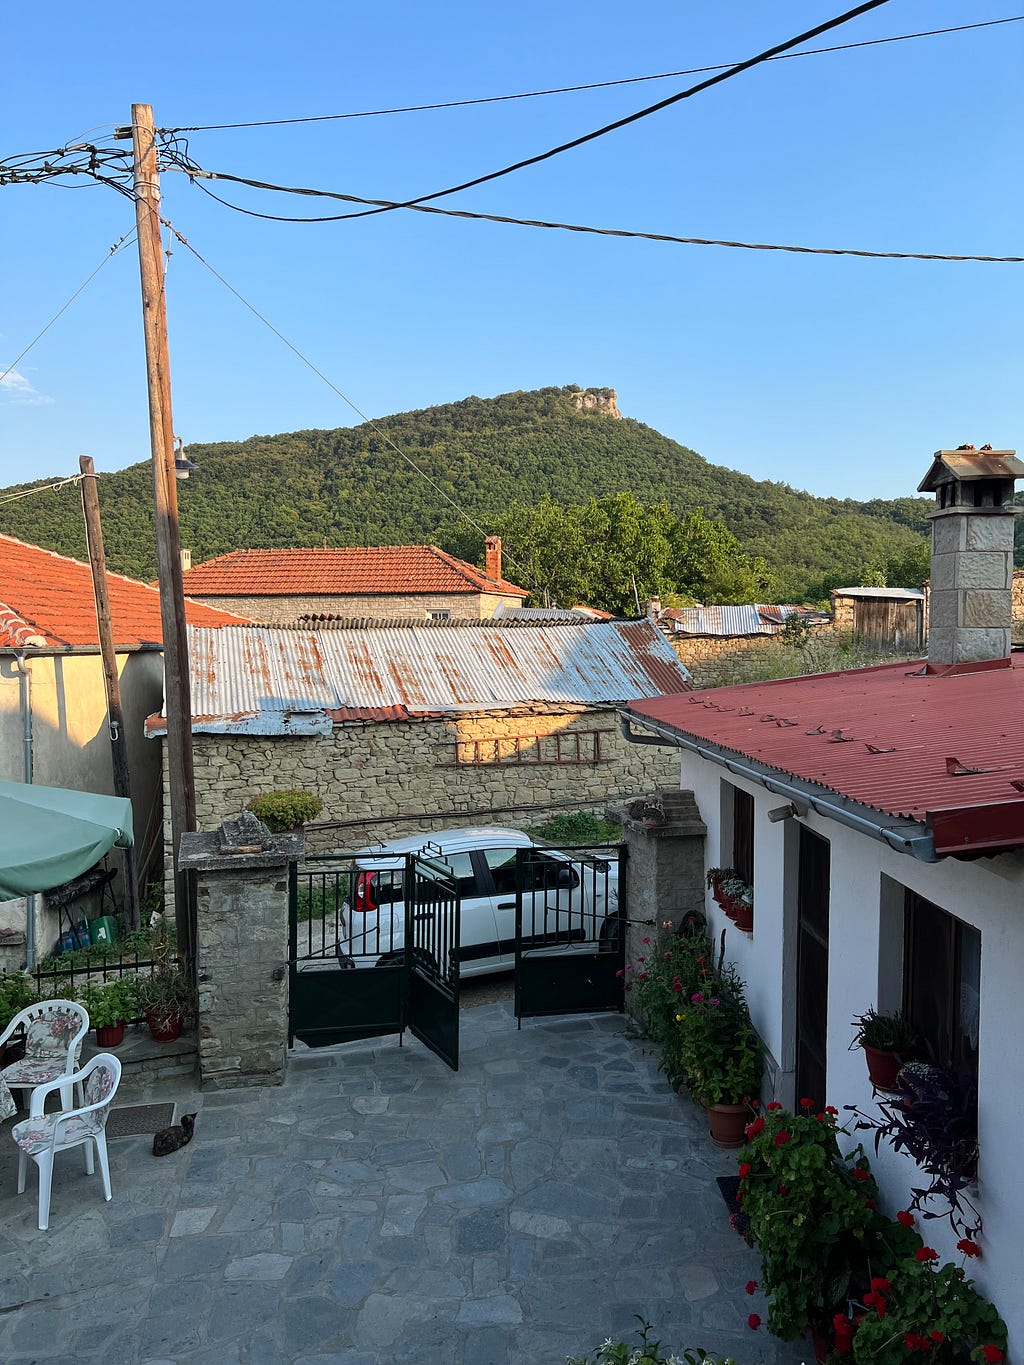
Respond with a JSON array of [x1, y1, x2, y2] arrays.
[[0, 385, 942, 600]]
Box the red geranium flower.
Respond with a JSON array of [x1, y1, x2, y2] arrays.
[[825, 1105, 839, 1115], [773, 1130, 792, 1147], [929, 1333, 945, 1345], [776, 1182, 790, 1196], [863, 1292, 878, 1308], [766, 1101, 783, 1111], [957, 1238, 982, 1258], [800, 1097, 815, 1108], [738, 1163, 751, 1179], [747, 1314, 761, 1330], [746, 1116, 765, 1138], [852, 1167, 869, 1181], [915, 1247, 938, 1262], [981, 1348, 1003, 1363], [897, 1209, 915, 1227], [745, 1280, 758, 1295], [905, 1333, 932, 1353], [871, 1278, 892, 1292]]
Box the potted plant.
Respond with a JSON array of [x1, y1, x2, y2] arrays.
[[847, 1061, 981, 1239], [739, 1103, 920, 1349], [79, 977, 138, 1048], [678, 966, 762, 1146], [0, 972, 38, 1064], [844, 1246, 1007, 1365], [851, 1007, 920, 1091], [136, 961, 194, 1041], [245, 789, 323, 833], [626, 924, 716, 1089]]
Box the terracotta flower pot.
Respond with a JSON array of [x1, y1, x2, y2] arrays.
[[705, 1101, 750, 1148], [95, 1021, 126, 1048], [863, 1044, 903, 1092], [145, 1008, 183, 1043], [732, 902, 754, 933], [810, 1326, 832, 1364]]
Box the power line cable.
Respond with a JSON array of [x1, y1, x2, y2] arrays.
[[0, 475, 87, 506], [177, 0, 899, 224], [166, 160, 1024, 263], [0, 230, 137, 392], [158, 216, 540, 586], [163, 15, 1023, 132]]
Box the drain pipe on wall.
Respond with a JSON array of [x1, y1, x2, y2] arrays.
[[13, 651, 37, 969]]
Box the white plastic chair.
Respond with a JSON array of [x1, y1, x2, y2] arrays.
[[11, 1053, 121, 1230], [0, 1000, 89, 1112]]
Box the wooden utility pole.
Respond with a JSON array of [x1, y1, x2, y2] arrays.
[[79, 455, 141, 930], [129, 103, 196, 955]]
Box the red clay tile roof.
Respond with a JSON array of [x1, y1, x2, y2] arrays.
[[0, 533, 250, 649], [626, 654, 1024, 855], [180, 546, 528, 599]]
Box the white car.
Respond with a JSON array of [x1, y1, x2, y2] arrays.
[[337, 826, 620, 978]]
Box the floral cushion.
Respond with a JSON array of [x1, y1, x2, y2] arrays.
[[13, 1111, 102, 1156], [0, 1080, 14, 1123], [24, 1009, 81, 1064], [1, 1060, 67, 1088], [84, 1064, 116, 1108]]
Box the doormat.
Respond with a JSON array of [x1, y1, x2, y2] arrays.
[[107, 1103, 175, 1139], [716, 1174, 749, 1237]]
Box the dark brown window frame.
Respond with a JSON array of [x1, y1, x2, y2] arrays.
[[446, 728, 612, 767], [732, 785, 754, 888], [902, 889, 980, 1077]]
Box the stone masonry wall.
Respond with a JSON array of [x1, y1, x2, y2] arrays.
[[664, 632, 793, 688], [162, 707, 681, 886], [191, 591, 520, 623], [179, 831, 300, 1089]]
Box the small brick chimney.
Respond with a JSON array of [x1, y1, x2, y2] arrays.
[[484, 536, 502, 582], [919, 445, 1024, 671], [181, 548, 192, 572]]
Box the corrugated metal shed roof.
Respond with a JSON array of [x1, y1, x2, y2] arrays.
[[661, 603, 806, 638], [831, 587, 925, 602], [151, 620, 691, 735], [625, 653, 1024, 855]]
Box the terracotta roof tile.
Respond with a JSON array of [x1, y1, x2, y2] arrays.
[[180, 545, 528, 599], [0, 533, 249, 649]]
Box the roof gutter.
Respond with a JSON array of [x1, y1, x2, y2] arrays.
[[619, 711, 937, 864]]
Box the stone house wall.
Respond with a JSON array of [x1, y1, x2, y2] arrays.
[[161, 706, 682, 885], [190, 590, 520, 624], [663, 632, 793, 688], [1012, 572, 1024, 641]]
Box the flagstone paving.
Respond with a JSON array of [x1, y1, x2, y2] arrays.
[[0, 1002, 808, 1364]]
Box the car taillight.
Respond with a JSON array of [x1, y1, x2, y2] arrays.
[[353, 871, 378, 914]]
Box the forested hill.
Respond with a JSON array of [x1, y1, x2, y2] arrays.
[[0, 384, 934, 599]]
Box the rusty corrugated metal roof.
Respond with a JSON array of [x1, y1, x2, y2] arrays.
[[149, 619, 692, 735], [661, 604, 806, 638], [625, 654, 1024, 855]]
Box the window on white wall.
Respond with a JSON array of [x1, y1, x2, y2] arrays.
[[730, 784, 754, 887], [903, 890, 980, 1078]]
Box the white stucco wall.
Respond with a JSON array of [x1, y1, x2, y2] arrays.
[[0, 650, 165, 957], [681, 748, 1024, 1342]]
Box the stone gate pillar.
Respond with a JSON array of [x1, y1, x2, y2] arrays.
[[613, 789, 707, 1013], [178, 815, 303, 1089]]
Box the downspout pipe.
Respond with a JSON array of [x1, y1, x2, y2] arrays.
[[619, 711, 937, 863], [12, 651, 36, 968]]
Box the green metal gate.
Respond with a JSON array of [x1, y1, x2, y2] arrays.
[[513, 844, 626, 1023], [288, 852, 460, 1069]]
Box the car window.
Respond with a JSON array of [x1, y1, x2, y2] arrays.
[[483, 848, 578, 895], [436, 851, 480, 899], [483, 847, 519, 896]]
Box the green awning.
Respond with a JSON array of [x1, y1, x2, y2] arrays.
[[0, 781, 134, 900]]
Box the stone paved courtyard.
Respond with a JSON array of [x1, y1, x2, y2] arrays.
[[0, 1002, 807, 1364]]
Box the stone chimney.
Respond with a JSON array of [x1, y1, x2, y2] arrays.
[[646, 596, 662, 620], [484, 536, 502, 582], [181, 548, 192, 573], [919, 445, 1024, 671]]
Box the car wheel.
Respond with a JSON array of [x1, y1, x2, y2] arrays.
[[598, 915, 623, 953]]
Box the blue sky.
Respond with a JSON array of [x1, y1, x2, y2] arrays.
[[2, 1, 1021, 504]]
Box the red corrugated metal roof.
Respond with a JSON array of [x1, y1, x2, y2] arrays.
[[626, 655, 1024, 854], [181, 545, 528, 599], [0, 533, 249, 649]]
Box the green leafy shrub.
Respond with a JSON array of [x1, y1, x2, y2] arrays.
[[79, 977, 139, 1028], [246, 790, 324, 832], [567, 1319, 735, 1365], [847, 1249, 1007, 1365], [0, 972, 39, 1032], [850, 1007, 920, 1052], [739, 1103, 919, 1341], [527, 811, 620, 844]]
